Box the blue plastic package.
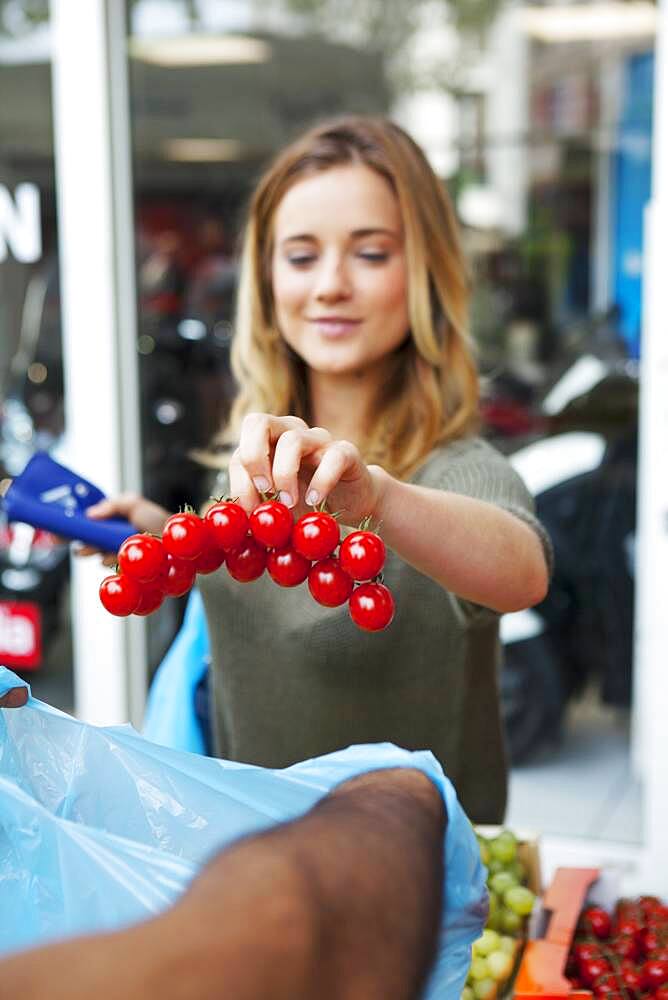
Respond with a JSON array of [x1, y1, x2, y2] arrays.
[[142, 588, 210, 755], [0, 666, 487, 998], [1, 451, 135, 551]]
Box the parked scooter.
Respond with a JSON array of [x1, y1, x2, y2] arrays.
[[499, 350, 638, 764]]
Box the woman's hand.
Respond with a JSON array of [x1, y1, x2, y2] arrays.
[[77, 494, 171, 567], [229, 414, 387, 525]]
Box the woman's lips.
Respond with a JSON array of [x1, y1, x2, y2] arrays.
[[309, 318, 362, 337]]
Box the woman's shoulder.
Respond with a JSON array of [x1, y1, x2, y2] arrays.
[[411, 435, 512, 482]]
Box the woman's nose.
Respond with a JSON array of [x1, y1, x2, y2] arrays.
[[314, 255, 352, 302]]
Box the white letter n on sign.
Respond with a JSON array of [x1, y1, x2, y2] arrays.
[[0, 183, 42, 263]]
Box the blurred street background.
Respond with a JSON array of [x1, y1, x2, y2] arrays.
[[0, 0, 662, 879]]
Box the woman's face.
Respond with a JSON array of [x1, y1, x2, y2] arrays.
[[270, 164, 410, 377]]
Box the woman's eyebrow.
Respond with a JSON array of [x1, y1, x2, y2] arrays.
[[281, 227, 398, 244]]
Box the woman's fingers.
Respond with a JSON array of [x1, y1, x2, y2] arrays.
[[237, 414, 307, 495], [271, 427, 332, 508], [304, 441, 362, 509], [228, 448, 262, 514]]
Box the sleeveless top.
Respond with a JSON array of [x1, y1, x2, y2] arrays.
[[197, 436, 552, 823]]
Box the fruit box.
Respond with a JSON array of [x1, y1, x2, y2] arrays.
[[512, 867, 602, 1000]]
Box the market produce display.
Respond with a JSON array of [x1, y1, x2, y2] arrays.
[[98, 499, 395, 631], [566, 895, 668, 998], [463, 829, 537, 1000]]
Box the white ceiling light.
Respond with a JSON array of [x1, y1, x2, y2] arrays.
[[129, 34, 271, 66], [519, 2, 657, 42], [161, 138, 246, 162]]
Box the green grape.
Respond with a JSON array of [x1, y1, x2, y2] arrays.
[[486, 908, 503, 932], [487, 890, 499, 919], [472, 977, 498, 1000], [498, 935, 517, 955], [487, 949, 514, 982], [469, 957, 490, 981], [503, 885, 535, 917], [489, 871, 517, 897], [487, 858, 505, 876], [499, 907, 522, 934], [473, 929, 501, 957], [507, 859, 527, 883], [477, 837, 491, 867], [489, 831, 518, 864], [462, 987, 475, 1000]]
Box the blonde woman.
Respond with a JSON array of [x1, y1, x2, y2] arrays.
[[89, 116, 550, 823]]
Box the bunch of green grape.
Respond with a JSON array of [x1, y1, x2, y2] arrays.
[[462, 830, 537, 1000]]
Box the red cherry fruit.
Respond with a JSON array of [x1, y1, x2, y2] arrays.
[[133, 582, 165, 616], [205, 500, 249, 550], [339, 530, 386, 582], [162, 511, 208, 561], [118, 533, 166, 583], [99, 574, 141, 616], [225, 536, 267, 583], [642, 959, 668, 990], [292, 511, 340, 561], [349, 582, 395, 632], [249, 499, 293, 549], [266, 546, 311, 588], [308, 557, 354, 607], [161, 555, 197, 598], [583, 907, 612, 940]]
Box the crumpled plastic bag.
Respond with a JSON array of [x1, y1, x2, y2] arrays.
[[0, 666, 487, 998]]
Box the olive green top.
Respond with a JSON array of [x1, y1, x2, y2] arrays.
[[198, 436, 551, 823]]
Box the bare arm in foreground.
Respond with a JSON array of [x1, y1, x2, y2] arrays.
[[0, 767, 446, 1000]]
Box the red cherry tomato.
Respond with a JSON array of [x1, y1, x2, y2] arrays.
[[225, 536, 267, 582], [640, 928, 667, 957], [339, 530, 386, 581], [642, 959, 668, 990], [292, 511, 340, 561], [583, 907, 612, 940], [580, 957, 613, 987], [267, 546, 310, 588], [592, 972, 622, 998], [573, 942, 603, 964], [205, 500, 249, 550], [118, 534, 166, 583], [249, 499, 293, 549], [162, 511, 208, 561], [348, 582, 395, 632], [308, 557, 354, 607], [655, 986, 668, 1000], [620, 966, 646, 996], [610, 933, 640, 962], [133, 582, 165, 616], [650, 949, 668, 964], [99, 573, 141, 616], [617, 918, 644, 939], [161, 555, 197, 598], [193, 540, 226, 575]]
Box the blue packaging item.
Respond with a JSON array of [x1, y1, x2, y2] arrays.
[[0, 666, 487, 998], [142, 588, 210, 755], [1, 451, 135, 552]]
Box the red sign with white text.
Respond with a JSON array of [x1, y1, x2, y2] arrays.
[[0, 601, 42, 669]]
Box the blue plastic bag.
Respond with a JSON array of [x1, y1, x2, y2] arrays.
[[142, 589, 210, 754], [0, 666, 487, 998]]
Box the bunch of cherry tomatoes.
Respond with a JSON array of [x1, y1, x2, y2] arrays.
[[99, 497, 395, 632], [566, 896, 668, 1000]]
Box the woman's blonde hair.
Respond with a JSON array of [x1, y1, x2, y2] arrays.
[[219, 114, 479, 480]]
